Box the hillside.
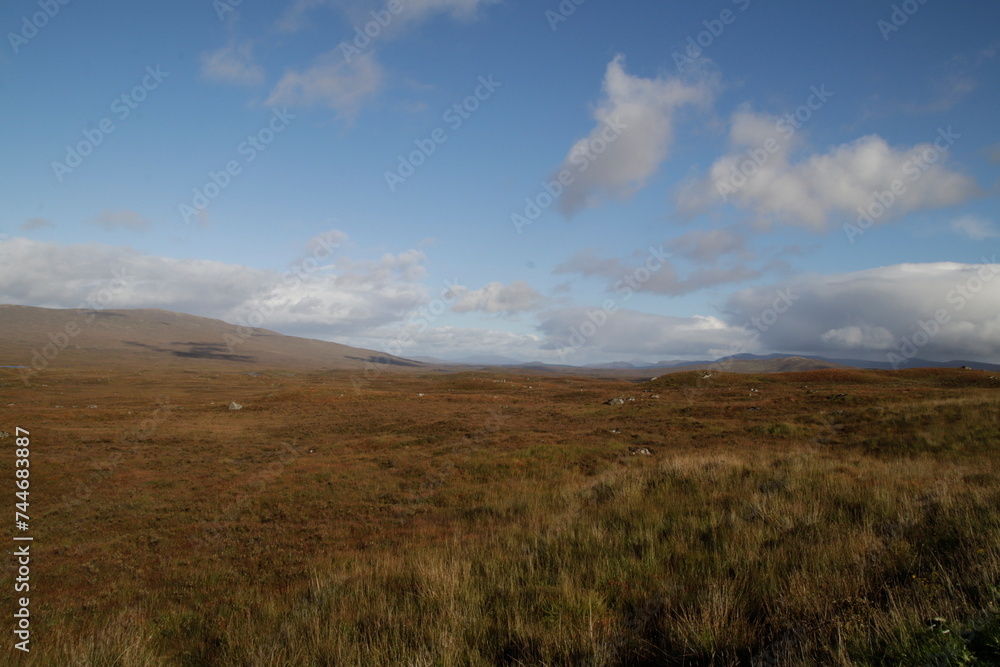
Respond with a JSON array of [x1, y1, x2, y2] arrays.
[[0, 305, 422, 375]]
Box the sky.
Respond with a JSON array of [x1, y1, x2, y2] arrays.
[[1, 0, 999, 366]]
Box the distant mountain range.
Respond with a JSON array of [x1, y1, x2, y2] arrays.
[[408, 351, 1000, 373], [664, 352, 1000, 373], [3, 305, 997, 376]]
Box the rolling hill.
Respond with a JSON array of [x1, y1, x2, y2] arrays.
[[0, 305, 422, 374]]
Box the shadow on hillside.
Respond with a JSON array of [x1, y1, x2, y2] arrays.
[[124, 341, 256, 362], [347, 355, 424, 368], [83, 311, 126, 318]]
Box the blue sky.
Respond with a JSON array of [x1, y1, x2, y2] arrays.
[[1, 0, 999, 365]]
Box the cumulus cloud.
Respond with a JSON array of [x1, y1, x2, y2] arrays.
[[85, 209, 150, 231], [724, 262, 1000, 361], [951, 215, 999, 241], [678, 110, 981, 230], [265, 51, 383, 118], [200, 40, 266, 86], [450, 281, 545, 314], [553, 54, 717, 217]]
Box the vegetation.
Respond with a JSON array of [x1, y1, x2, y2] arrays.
[[1, 366, 999, 664]]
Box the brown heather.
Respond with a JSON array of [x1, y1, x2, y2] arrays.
[[1, 365, 999, 665]]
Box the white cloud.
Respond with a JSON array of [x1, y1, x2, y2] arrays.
[[265, 51, 383, 118], [951, 214, 999, 241], [85, 209, 150, 231], [725, 262, 1000, 360], [450, 281, 545, 314], [553, 54, 717, 217], [200, 40, 266, 86], [678, 110, 980, 230]]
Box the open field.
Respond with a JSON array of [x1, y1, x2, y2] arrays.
[[1, 365, 999, 665]]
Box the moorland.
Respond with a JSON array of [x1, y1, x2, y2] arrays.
[[0, 306, 999, 665]]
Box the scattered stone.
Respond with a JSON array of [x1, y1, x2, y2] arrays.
[[228, 402, 243, 411], [747, 406, 760, 411], [0, 432, 9, 439], [630, 446, 653, 456], [87, 405, 97, 409], [650, 394, 660, 399], [417, 393, 425, 397], [609, 428, 622, 434], [605, 397, 625, 405]]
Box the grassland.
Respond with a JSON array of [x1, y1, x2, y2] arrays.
[[1, 365, 999, 665]]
